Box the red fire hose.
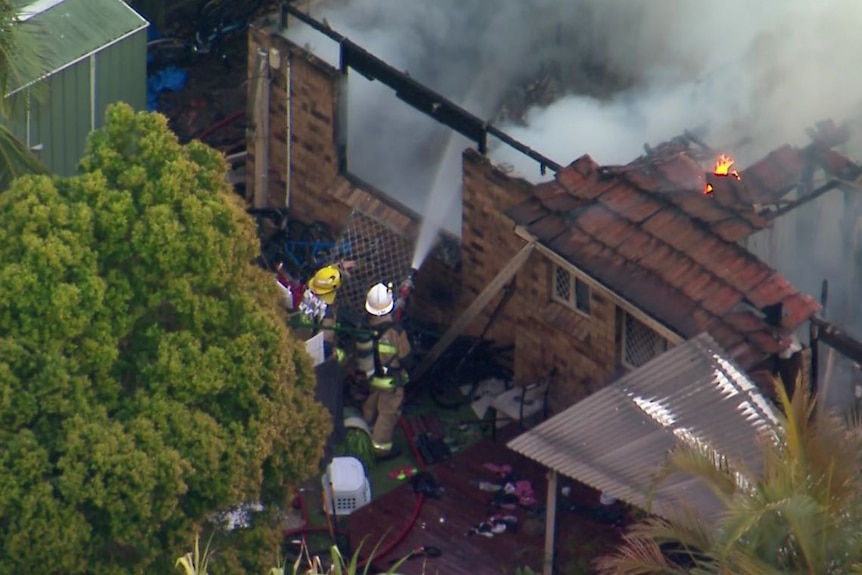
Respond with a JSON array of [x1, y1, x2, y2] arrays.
[[286, 417, 429, 569], [194, 110, 245, 142]]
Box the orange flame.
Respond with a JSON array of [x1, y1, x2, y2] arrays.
[[704, 153, 740, 195], [713, 154, 740, 179]]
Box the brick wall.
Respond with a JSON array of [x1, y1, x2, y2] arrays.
[[247, 25, 341, 215], [248, 26, 628, 409], [460, 151, 623, 407], [247, 25, 460, 326]]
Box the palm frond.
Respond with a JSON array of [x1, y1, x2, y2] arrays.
[[594, 531, 691, 575], [0, 123, 46, 187]]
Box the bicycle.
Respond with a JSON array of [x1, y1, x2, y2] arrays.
[[195, 0, 264, 54], [418, 336, 513, 410], [146, 0, 262, 69]]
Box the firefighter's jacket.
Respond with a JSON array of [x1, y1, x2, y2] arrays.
[[297, 288, 336, 351], [356, 322, 412, 389]]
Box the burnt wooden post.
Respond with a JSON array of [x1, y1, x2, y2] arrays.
[[810, 280, 828, 395]]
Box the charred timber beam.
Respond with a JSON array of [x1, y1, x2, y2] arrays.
[[810, 316, 862, 366], [486, 126, 562, 174], [764, 180, 839, 219], [765, 175, 862, 220], [282, 2, 561, 175]]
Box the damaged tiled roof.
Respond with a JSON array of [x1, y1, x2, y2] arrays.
[[507, 151, 821, 368], [741, 143, 862, 205]]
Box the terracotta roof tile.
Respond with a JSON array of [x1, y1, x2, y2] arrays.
[[661, 256, 703, 291], [637, 243, 675, 276], [700, 244, 750, 282], [725, 311, 767, 334], [504, 142, 820, 368], [746, 273, 796, 309], [572, 203, 619, 236], [679, 272, 722, 303], [701, 286, 744, 316], [664, 191, 736, 225], [618, 197, 665, 223], [547, 227, 592, 259], [506, 198, 546, 225], [654, 154, 703, 190], [589, 217, 639, 249], [815, 147, 860, 179], [623, 168, 682, 194], [685, 236, 727, 268], [743, 145, 804, 202], [780, 293, 821, 329], [712, 219, 755, 243], [535, 181, 586, 212], [527, 214, 568, 242], [616, 229, 657, 262], [557, 158, 594, 190], [731, 262, 775, 293]]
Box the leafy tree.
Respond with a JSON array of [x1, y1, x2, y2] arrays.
[[0, 0, 48, 188], [595, 380, 862, 575], [0, 103, 331, 574]]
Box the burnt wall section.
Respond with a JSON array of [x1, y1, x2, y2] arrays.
[[248, 22, 622, 409]]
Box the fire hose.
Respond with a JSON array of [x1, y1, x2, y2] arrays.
[[284, 418, 429, 569], [284, 268, 427, 568]]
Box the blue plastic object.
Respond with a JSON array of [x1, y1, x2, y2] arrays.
[[146, 66, 188, 111]]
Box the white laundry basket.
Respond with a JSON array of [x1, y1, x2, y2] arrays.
[[322, 456, 372, 516]]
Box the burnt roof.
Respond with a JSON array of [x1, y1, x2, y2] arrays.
[[507, 149, 821, 368]]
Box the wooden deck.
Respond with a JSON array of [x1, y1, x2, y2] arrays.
[[348, 428, 626, 575]]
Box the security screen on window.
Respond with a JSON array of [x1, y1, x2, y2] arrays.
[[553, 265, 590, 314]]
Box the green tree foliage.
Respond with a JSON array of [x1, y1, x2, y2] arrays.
[[595, 379, 862, 575], [0, 103, 331, 574]]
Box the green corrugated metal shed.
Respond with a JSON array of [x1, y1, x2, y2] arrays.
[[5, 0, 149, 175]]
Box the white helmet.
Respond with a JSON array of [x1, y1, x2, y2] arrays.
[[365, 283, 394, 316]]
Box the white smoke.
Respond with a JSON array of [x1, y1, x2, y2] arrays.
[[283, 0, 862, 409], [286, 0, 862, 223], [494, 1, 862, 175]]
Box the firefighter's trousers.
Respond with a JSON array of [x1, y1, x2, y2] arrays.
[[362, 386, 405, 451]]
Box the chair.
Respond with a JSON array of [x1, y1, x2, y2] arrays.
[[489, 369, 556, 442]]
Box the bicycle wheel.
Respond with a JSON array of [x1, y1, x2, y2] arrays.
[[428, 349, 483, 409], [196, 0, 263, 50], [147, 38, 192, 69]]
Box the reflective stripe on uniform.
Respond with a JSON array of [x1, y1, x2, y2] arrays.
[[356, 335, 375, 376], [373, 441, 393, 452], [370, 375, 396, 390]]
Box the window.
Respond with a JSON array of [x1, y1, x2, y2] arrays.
[[552, 265, 590, 314], [622, 312, 668, 369]]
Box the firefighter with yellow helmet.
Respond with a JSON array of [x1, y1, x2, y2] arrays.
[[357, 282, 413, 460], [299, 265, 343, 359]]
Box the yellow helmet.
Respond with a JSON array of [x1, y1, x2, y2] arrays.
[[309, 266, 342, 304]]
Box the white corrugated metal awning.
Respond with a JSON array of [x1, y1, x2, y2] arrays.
[[508, 333, 780, 521]]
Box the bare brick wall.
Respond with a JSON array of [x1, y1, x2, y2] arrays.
[[460, 150, 627, 407], [514, 254, 620, 408], [246, 26, 460, 326], [247, 26, 340, 214], [458, 151, 532, 350]]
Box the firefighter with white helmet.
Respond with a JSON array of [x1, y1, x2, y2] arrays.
[[357, 282, 413, 460]]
